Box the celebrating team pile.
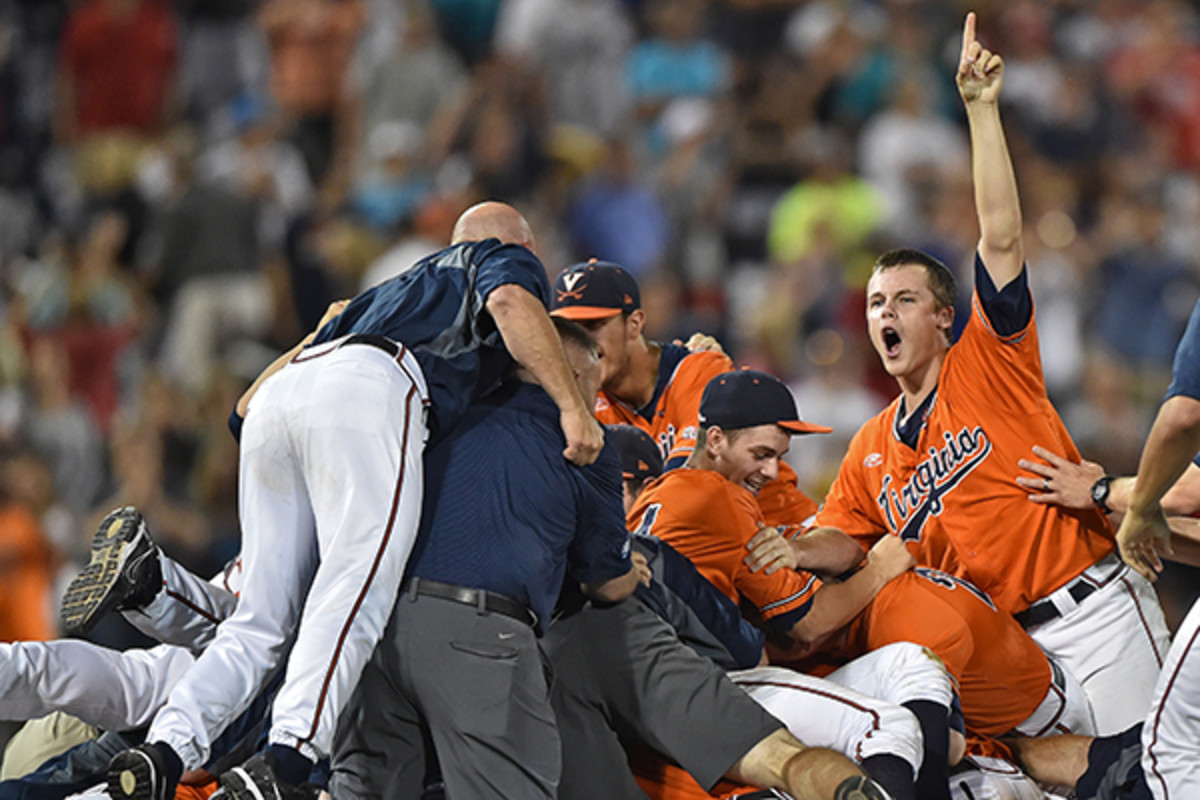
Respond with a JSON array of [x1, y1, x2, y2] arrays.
[[3, 11, 1200, 800]]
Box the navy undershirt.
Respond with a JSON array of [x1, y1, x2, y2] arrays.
[[895, 254, 1031, 449]]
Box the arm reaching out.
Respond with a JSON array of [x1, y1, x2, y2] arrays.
[[958, 11, 1023, 289]]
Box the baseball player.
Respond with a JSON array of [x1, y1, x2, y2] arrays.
[[550, 259, 733, 469], [550, 424, 903, 800], [815, 13, 1169, 735], [102, 202, 603, 800], [630, 369, 962, 800], [637, 369, 1098, 799], [549, 259, 824, 555]]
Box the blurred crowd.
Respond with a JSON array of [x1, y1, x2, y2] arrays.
[[1, 0, 1199, 647]]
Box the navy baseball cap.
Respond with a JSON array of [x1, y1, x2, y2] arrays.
[[550, 260, 641, 321], [605, 424, 664, 481], [699, 370, 833, 435]]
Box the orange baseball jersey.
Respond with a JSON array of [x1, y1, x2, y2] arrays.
[[845, 569, 1051, 736], [629, 468, 818, 629], [817, 287, 1114, 615], [595, 344, 732, 468]]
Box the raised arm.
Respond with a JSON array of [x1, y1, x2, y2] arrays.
[[486, 284, 604, 465], [958, 12, 1023, 289]]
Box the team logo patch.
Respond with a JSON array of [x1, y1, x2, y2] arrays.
[[595, 396, 610, 412], [864, 453, 883, 468], [562, 272, 584, 291]]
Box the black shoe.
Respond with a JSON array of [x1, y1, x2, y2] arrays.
[[61, 506, 161, 636], [219, 753, 320, 800], [107, 744, 171, 800]]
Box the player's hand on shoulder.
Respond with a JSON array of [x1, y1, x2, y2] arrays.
[[745, 523, 797, 575], [674, 332, 726, 356], [1016, 445, 1104, 510], [956, 12, 1004, 105], [866, 534, 915, 581], [562, 407, 605, 465]]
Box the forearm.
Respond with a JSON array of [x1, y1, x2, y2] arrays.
[[788, 566, 890, 650], [1128, 396, 1200, 517], [966, 101, 1023, 282], [1167, 518, 1200, 569], [789, 527, 865, 577], [583, 566, 639, 603], [487, 284, 591, 416]]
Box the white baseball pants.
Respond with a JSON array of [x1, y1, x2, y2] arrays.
[[1028, 556, 1170, 735], [148, 336, 429, 768], [732, 642, 955, 776]]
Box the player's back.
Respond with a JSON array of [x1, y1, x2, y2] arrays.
[[848, 568, 1053, 736]]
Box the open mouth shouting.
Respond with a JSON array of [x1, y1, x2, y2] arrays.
[[881, 326, 902, 359]]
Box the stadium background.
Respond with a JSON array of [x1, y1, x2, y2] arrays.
[[0, 0, 1196, 676]]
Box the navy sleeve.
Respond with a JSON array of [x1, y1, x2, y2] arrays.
[[473, 241, 552, 309], [764, 601, 814, 639], [643, 538, 766, 669], [1166, 298, 1200, 402], [567, 442, 634, 585], [975, 252, 1032, 337]]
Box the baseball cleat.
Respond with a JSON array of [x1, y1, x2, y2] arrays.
[[219, 753, 320, 800], [107, 744, 171, 800], [61, 506, 161, 636]]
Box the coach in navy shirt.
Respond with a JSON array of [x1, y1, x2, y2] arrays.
[[330, 318, 639, 800]]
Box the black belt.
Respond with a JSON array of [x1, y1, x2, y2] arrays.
[[401, 578, 534, 627], [342, 333, 400, 358], [1014, 580, 1097, 629]]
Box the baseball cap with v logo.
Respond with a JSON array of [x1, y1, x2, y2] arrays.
[[550, 260, 641, 321]]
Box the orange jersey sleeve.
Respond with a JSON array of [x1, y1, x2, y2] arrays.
[[595, 347, 733, 469], [817, 280, 1114, 615], [630, 469, 818, 625]]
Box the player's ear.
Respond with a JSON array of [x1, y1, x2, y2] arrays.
[[626, 309, 646, 339], [935, 304, 954, 335]]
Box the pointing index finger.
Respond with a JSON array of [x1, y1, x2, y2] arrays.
[[961, 11, 977, 63]]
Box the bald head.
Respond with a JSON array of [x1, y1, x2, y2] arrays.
[[450, 201, 536, 253]]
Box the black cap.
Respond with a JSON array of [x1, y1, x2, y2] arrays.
[[605, 424, 664, 481], [698, 370, 833, 435], [550, 260, 641, 321]]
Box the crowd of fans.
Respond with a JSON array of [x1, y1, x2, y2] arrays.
[[1, 0, 1198, 648]]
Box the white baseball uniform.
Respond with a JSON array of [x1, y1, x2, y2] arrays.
[[1142, 596, 1200, 800]]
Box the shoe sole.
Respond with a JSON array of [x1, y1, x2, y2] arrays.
[[107, 748, 162, 800], [61, 507, 150, 636], [220, 765, 273, 800]]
